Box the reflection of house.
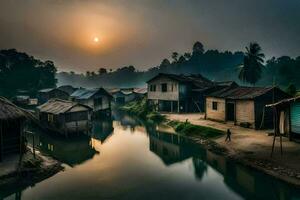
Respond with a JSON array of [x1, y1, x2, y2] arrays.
[[38, 133, 98, 167], [37, 99, 92, 136], [89, 120, 114, 143], [147, 73, 223, 113], [37, 88, 70, 104], [205, 86, 290, 129], [70, 88, 112, 114], [149, 131, 190, 165], [266, 96, 300, 140], [0, 97, 27, 162]]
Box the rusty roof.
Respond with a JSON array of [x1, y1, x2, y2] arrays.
[[207, 86, 278, 100], [147, 73, 213, 89], [37, 99, 92, 115]]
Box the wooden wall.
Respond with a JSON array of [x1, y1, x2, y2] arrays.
[[147, 77, 179, 101], [206, 97, 226, 121], [235, 100, 255, 128]]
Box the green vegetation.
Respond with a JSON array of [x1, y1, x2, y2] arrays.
[[238, 42, 265, 85], [121, 98, 166, 123], [168, 120, 224, 138], [0, 49, 57, 97]]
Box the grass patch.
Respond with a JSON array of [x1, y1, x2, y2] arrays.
[[167, 120, 224, 138], [121, 98, 166, 123]]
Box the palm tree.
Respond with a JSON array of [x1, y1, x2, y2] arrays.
[[238, 42, 265, 85]]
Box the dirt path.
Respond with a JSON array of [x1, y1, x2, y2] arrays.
[[165, 113, 300, 185]]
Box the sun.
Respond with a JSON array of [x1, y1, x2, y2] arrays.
[[93, 37, 99, 43]]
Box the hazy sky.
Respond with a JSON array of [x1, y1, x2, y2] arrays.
[[1, 0, 299, 72]]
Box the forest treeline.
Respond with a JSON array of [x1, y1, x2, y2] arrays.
[[0, 49, 57, 97], [0, 41, 299, 98], [58, 41, 300, 91]]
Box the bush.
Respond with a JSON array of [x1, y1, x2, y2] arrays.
[[168, 120, 224, 138], [121, 97, 165, 123]]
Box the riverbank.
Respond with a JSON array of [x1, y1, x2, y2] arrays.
[[0, 149, 63, 197], [165, 113, 300, 188]]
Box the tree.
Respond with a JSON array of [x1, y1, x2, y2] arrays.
[[178, 55, 186, 64], [86, 71, 91, 77], [98, 68, 107, 75], [184, 52, 192, 60], [171, 52, 179, 63], [0, 49, 57, 97], [238, 42, 265, 85], [192, 41, 204, 55]]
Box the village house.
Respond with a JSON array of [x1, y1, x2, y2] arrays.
[[266, 96, 300, 140], [57, 85, 77, 96], [133, 88, 148, 99], [37, 88, 70, 104], [147, 73, 229, 113], [37, 99, 92, 136], [0, 97, 27, 162], [110, 89, 136, 104], [70, 88, 112, 115], [205, 86, 290, 129], [110, 88, 147, 104]]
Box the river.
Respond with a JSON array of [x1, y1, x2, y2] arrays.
[[2, 110, 300, 200]]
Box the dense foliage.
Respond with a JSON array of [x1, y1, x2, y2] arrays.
[[57, 41, 300, 90], [0, 49, 57, 97], [121, 98, 165, 123]]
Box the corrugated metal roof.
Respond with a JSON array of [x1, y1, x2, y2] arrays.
[[133, 88, 147, 94], [37, 99, 91, 114], [71, 88, 113, 100], [39, 88, 55, 93], [147, 73, 213, 90], [207, 86, 275, 100]]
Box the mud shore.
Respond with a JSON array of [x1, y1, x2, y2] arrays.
[[164, 113, 300, 188], [0, 150, 63, 198]]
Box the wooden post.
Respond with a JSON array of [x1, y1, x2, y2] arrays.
[[177, 101, 180, 113], [0, 121, 3, 162], [171, 101, 173, 113], [32, 133, 36, 158]]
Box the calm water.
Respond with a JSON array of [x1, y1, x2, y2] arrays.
[[2, 111, 300, 200]]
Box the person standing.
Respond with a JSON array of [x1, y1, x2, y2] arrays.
[[225, 129, 231, 142]]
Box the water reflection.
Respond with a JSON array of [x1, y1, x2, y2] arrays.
[[1, 111, 300, 200]]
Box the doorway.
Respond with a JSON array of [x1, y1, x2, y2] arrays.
[[226, 102, 235, 121]]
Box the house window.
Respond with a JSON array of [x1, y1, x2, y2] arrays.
[[48, 114, 54, 123], [212, 102, 218, 110], [94, 97, 102, 107], [150, 85, 156, 92], [161, 83, 167, 92]]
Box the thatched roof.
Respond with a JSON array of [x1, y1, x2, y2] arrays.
[[0, 97, 28, 121], [37, 99, 92, 115]]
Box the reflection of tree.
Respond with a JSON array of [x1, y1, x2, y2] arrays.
[[192, 157, 208, 180]]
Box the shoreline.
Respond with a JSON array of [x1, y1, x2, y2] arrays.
[[0, 150, 63, 197], [164, 117, 300, 188]]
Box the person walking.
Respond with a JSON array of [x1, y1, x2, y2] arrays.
[[225, 129, 231, 142]]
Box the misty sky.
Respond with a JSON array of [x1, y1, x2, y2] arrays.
[[1, 0, 300, 72]]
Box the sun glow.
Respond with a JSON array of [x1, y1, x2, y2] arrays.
[[94, 37, 99, 43]]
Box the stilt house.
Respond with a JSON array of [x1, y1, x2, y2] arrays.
[[0, 97, 27, 162]]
